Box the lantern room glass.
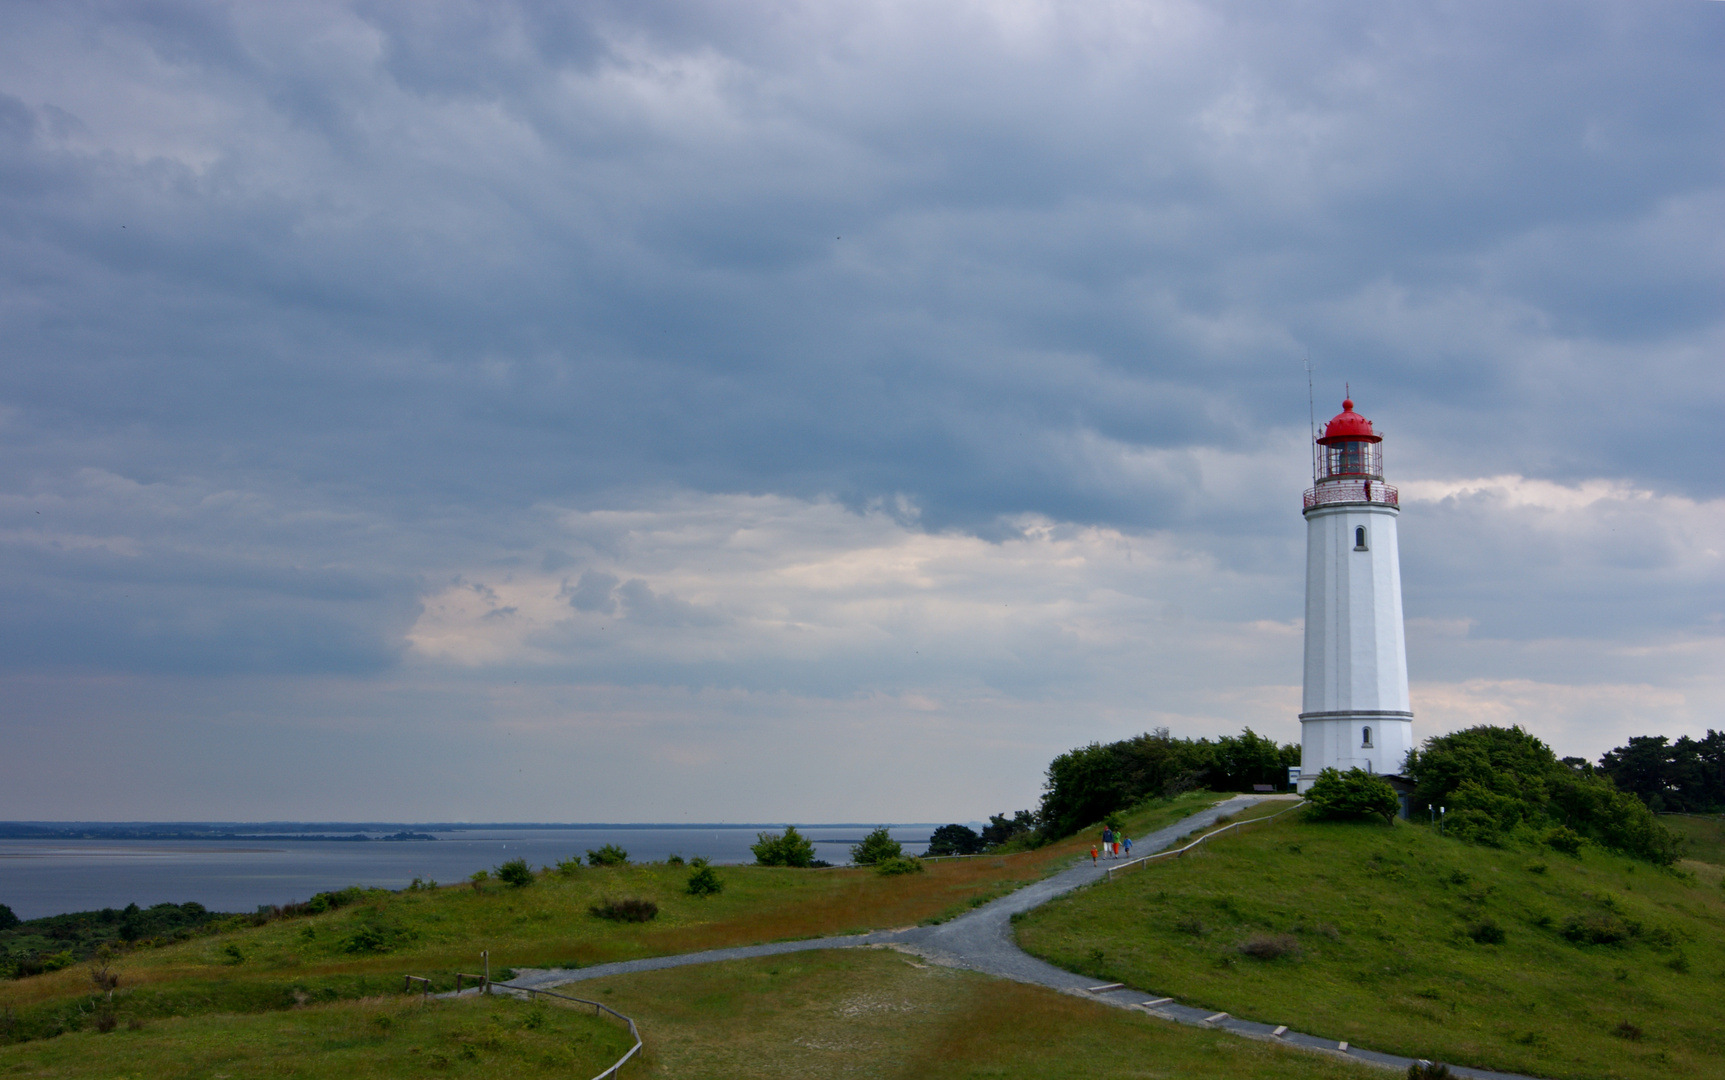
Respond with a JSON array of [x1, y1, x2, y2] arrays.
[[1321, 440, 1381, 480]]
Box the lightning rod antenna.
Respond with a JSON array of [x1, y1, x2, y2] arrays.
[[1304, 355, 1318, 482]]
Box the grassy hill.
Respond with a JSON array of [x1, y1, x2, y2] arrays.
[[0, 793, 1253, 1072], [1015, 812, 1725, 1080]]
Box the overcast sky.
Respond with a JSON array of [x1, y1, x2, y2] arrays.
[[1, 1, 1720, 822]]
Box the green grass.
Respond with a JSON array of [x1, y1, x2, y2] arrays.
[[0, 791, 1260, 1072], [1016, 813, 1725, 1080], [0, 992, 633, 1078], [571, 947, 1379, 1079], [1660, 814, 1725, 866], [0, 794, 1227, 1047]]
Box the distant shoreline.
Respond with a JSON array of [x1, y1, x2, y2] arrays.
[[0, 822, 946, 842]]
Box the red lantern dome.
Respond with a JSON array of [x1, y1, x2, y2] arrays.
[[1303, 395, 1395, 510], [1317, 399, 1381, 445]]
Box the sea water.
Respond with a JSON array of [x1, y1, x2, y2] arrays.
[[0, 826, 937, 920]]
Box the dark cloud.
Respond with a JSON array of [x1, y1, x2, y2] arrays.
[[0, 1, 1719, 816]]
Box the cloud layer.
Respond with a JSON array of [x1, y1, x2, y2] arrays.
[[0, 1, 1720, 819]]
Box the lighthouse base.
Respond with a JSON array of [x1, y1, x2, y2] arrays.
[[1296, 712, 1414, 794]]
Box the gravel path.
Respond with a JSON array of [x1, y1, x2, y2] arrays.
[[501, 796, 1543, 1080]]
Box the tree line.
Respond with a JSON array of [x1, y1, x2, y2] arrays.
[[1597, 731, 1725, 813], [927, 723, 1689, 866], [926, 727, 1296, 855]]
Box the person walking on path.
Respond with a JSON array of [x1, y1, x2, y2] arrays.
[[1090, 844, 1099, 865], [1101, 826, 1113, 859], [1122, 836, 1132, 858]]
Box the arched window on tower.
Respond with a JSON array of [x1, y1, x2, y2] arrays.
[[1362, 726, 1373, 748], [1354, 526, 1368, 551]]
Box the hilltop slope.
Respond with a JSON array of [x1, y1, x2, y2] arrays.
[[1016, 814, 1725, 1080]]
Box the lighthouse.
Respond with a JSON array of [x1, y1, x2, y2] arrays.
[[1296, 396, 1412, 793]]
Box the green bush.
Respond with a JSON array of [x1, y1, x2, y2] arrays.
[[1444, 807, 1502, 847], [554, 856, 582, 877], [850, 827, 903, 866], [1304, 768, 1400, 824], [1407, 725, 1680, 864], [494, 858, 534, 887], [341, 917, 414, 954], [685, 858, 723, 897], [586, 844, 629, 867], [752, 826, 817, 867], [874, 856, 925, 876], [1466, 919, 1506, 945], [0, 904, 18, 932], [1544, 825, 1584, 855]]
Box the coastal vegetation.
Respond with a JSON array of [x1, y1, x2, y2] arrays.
[[849, 828, 904, 866], [0, 991, 634, 1078], [970, 726, 1297, 847], [0, 792, 1223, 1053], [0, 947, 1387, 1080], [750, 826, 818, 867], [1405, 726, 1678, 863], [1598, 730, 1725, 813], [1016, 807, 1725, 1080]]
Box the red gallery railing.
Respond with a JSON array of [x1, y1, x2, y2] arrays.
[[1303, 480, 1398, 510]]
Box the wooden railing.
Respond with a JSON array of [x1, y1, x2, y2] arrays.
[[410, 966, 643, 1080], [1105, 801, 1305, 880], [489, 981, 643, 1080]]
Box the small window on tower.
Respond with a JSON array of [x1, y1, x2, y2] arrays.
[[1362, 726, 1373, 748], [1354, 526, 1368, 551]]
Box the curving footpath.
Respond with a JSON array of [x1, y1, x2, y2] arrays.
[[504, 796, 1544, 1080]]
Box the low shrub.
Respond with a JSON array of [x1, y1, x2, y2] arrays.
[[1237, 933, 1300, 960], [874, 856, 925, 876], [1407, 1064, 1453, 1080], [1560, 913, 1633, 945], [1445, 807, 1502, 847], [1614, 1020, 1643, 1041], [1304, 768, 1399, 824], [1466, 919, 1506, 945], [851, 828, 904, 866], [685, 858, 723, 897], [752, 826, 817, 868], [469, 871, 489, 892], [495, 858, 534, 887], [1544, 826, 1584, 855], [554, 856, 582, 877], [342, 917, 415, 954], [589, 898, 658, 923], [666, 853, 685, 866], [586, 844, 630, 868]]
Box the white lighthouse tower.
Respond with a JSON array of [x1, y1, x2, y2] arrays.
[[1296, 396, 1412, 793]]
